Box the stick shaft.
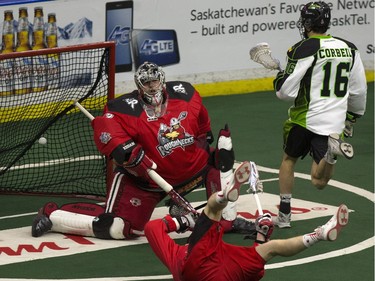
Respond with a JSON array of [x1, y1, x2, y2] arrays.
[[74, 101, 95, 121], [148, 169, 198, 214], [249, 161, 263, 215]]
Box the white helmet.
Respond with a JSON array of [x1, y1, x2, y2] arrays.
[[134, 62, 167, 118]]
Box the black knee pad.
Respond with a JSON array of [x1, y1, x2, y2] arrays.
[[92, 213, 115, 239], [216, 148, 235, 172]]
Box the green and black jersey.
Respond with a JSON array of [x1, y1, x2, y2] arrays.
[[274, 35, 367, 136]]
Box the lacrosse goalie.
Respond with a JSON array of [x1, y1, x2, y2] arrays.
[[31, 62, 257, 240]]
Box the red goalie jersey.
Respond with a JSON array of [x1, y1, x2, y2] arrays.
[[92, 80, 211, 188]]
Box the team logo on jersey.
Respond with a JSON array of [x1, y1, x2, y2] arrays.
[[105, 113, 114, 118], [173, 84, 187, 94], [156, 111, 194, 157], [125, 98, 138, 109], [130, 197, 141, 207], [99, 132, 112, 144]]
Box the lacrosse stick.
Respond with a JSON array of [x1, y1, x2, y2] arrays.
[[73, 101, 198, 215], [246, 161, 263, 215], [249, 42, 282, 71]]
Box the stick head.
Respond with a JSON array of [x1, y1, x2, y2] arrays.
[[249, 42, 281, 71]]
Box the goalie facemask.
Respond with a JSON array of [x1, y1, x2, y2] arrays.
[[134, 62, 167, 118], [297, 1, 331, 39]]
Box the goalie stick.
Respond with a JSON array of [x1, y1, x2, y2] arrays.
[[249, 42, 282, 71], [73, 101, 199, 215]]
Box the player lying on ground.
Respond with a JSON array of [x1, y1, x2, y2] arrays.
[[31, 62, 258, 240], [145, 161, 349, 281]]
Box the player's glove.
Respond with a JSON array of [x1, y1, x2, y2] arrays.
[[344, 112, 356, 138], [175, 212, 199, 233], [123, 144, 156, 178], [255, 213, 274, 242]]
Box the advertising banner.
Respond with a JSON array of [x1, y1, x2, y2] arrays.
[[0, 0, 373, 94]]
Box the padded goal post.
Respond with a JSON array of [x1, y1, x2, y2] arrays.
[[0, 41, 115, 200]]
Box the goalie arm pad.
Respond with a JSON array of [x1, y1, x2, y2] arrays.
[[214, 125, 234, 172]]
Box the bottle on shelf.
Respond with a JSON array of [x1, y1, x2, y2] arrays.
[[32, 6, 47, 92], [15, 7, 31, 52], [0, 10, 15, 95], [46, 13, 60, 90], [46, 13, 58, 48], [32, 7, 46, 50], [14, 7, 32, 94], [1, 10, 15, 54]]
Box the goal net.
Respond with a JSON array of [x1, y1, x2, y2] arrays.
[[0, 42, 115, 199]]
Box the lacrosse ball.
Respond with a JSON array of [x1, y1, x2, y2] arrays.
[[38, 137, 47, 145]]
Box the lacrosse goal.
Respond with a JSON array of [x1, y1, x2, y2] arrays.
[[0, 41, 115, 199]]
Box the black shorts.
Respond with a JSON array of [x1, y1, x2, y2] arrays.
[[284, 124, 328, 164]]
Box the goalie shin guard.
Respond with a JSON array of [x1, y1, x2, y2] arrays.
[[215, 125, 235, 173], [49, 210, 96, 237], [49, 210, 133, 239]]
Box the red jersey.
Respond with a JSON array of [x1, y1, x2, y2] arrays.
[[92, 81, 211, 187], [182, 223, 266, 281]]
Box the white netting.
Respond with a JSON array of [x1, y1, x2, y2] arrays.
[[249, 42, 281, 70]]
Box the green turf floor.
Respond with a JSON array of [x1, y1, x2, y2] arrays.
[[0, 82, 373, 281]]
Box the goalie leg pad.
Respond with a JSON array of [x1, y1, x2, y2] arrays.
[[40, 202, 59, 217], [60, 202, 105, 216], [93, 213, 116, 239], [93, 213, 138, 240], [214, 125, 235, 172], [49, 210, 95, 237]]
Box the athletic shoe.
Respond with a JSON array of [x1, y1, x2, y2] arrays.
[[224, 161, 251, 202], [328, 133, 354, 160], [232, 217, 257, 238], [32, 215, 52, 237], [275, 211, 291, 228], [315, 204, 349, 241], [255, 213, 274, 241]]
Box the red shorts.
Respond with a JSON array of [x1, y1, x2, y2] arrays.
[[105, 172, 165, 231]]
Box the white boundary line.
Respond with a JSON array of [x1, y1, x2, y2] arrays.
[[0, 165, 373, 280], [257, 165, 375, 269]]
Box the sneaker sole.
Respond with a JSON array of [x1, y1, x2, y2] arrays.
[[327, 204, 349, 241], [339, 143, 354, 159], [227, 161, 251, 202], [329, 134, 354, 160], [276, 221, 291, 228]]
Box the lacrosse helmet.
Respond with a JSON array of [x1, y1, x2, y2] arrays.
[[134, 62, 167, 117], [297, 2, 331, 39]]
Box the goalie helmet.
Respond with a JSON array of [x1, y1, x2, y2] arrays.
[[297, 1, 331, 39], [134, 62, 167, 117]]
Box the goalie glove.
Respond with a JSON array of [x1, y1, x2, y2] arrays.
[[344, 112, 356, 138], [123, 144, 157, 179]]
